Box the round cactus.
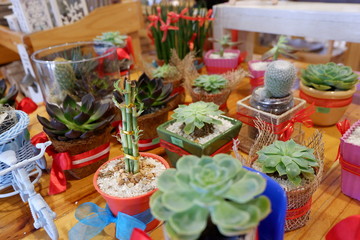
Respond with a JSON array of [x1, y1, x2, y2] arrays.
[[264, 60, 296, 98], [54, 57, 76, 91]]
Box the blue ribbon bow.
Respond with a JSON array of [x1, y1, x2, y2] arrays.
[[68, 202, 154, 240]]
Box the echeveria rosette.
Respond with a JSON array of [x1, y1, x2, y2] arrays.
[[150, 154, 271, 240], [172, 101, 224, 135], [153, 64, 181, 80], [94, 31, 127, 48], [38, 94, 115, 141], [301, 62, 359, 91], [256, 140, 319, 186], [193, 74, 228, 94]]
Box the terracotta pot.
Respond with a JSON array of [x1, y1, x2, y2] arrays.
[[204, 49, 241, 74], [93, 152, 170, 232], [189, 88, 231, 112], [299, 82, 356, 126], [50, 126, 112, 179]]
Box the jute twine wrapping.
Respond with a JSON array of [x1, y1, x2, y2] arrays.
[[234, 118, 324, 232]]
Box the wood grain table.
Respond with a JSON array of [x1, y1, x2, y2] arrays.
[[1, 62, 360, 240]]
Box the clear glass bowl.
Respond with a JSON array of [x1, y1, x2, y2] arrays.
[[31, 41, 120, 104]]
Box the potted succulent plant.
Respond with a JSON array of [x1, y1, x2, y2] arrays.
[[248, 35, 296, 91], [114, 73, 176, 151], [205, 34, 242, 74], [153, 64, 185, 108], [94, 31, 135, 74], [252, 139, 323, 231], [299, 62, 359, 126], [339, 120, 360, 201], [37, 94, 115, 194], [150, 154, 271, 240], [93, 78, 169, 235], [157, 101, 242, 167]]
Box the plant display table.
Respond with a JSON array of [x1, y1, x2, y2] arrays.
[[213, 1, 360, 69], [0, 63, 359, 239]]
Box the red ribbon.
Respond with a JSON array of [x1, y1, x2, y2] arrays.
[[299, 90, 353, 108], [339, 154, 360, 177], [160, 18, 179, 42], [326, 215, 360, 240], [237, 104, 315, 141], [160, 138, 235, 157], [31, 132, 110, 195], [197, 9, 214, 27], [286, 198, 312, 220], [172, 86, 185, 96], [188, 33, 197, 51], [130, 228, 151, 240], [138, 138, 160, 151], [16, 97, 38, 114], [335, 119, 351, 161]]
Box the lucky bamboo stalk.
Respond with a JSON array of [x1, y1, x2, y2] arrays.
[[113, 78, 141, 173]]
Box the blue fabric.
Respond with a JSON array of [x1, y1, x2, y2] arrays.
[[68, 203, 154, 240]]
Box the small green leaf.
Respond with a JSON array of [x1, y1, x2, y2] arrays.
[[169, 206, 208, 236]]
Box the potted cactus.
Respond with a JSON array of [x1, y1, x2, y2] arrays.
[[248, 35, 296, 91], [32, 41, 120, 105], [237, 60, 308, 153], [114, 73, 176, 151], [205, 34, 242, 74], [150, 154, 271, 240], [157, 101, 242, 166], [299, 62, 359, 126], [94, 31, 135, 74], [37, 94, 115, 180], [252, 139, 323, 231], [93, 78, 169, 235]]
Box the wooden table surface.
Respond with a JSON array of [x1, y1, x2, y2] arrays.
[[1, 62, 360, 240]]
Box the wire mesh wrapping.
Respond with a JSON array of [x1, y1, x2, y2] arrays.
[[234, 117, 324, 231], [0, 109, 35, 187]]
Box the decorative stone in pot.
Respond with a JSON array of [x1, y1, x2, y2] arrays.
[[150, 154, 271, 240], [339, 120, 360, 201], [157, 101, 242, 167], [299, 62, 358, 126]]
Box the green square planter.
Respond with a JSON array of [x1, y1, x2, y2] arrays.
[[157, 116, 242, 167]]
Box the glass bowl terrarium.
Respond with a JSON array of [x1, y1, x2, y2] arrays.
[[31, 41, 120, 105]]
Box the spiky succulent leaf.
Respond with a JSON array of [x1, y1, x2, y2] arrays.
[[54, 57, 77, 91], [256, 139, 319, 186], [262, 35, 297, 61], [150, 154, 271, 239], [193, 74, 228, 94], [301, 62, 359, 91], [172, 101, 224, 135], [38, 93, 114, 141]]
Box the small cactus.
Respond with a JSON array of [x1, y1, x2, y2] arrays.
[[264, 60, 296, 98], [54, 57, 77, 92]]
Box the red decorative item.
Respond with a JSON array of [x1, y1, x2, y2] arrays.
[[326, 215, 360, 240], [16, 97, 38, 114], [204, 49, 241, 74], [31, 132, 110, 195], [130, 228, 152, 240]]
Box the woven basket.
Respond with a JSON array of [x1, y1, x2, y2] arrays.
[[0, 110, 35, 187]]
